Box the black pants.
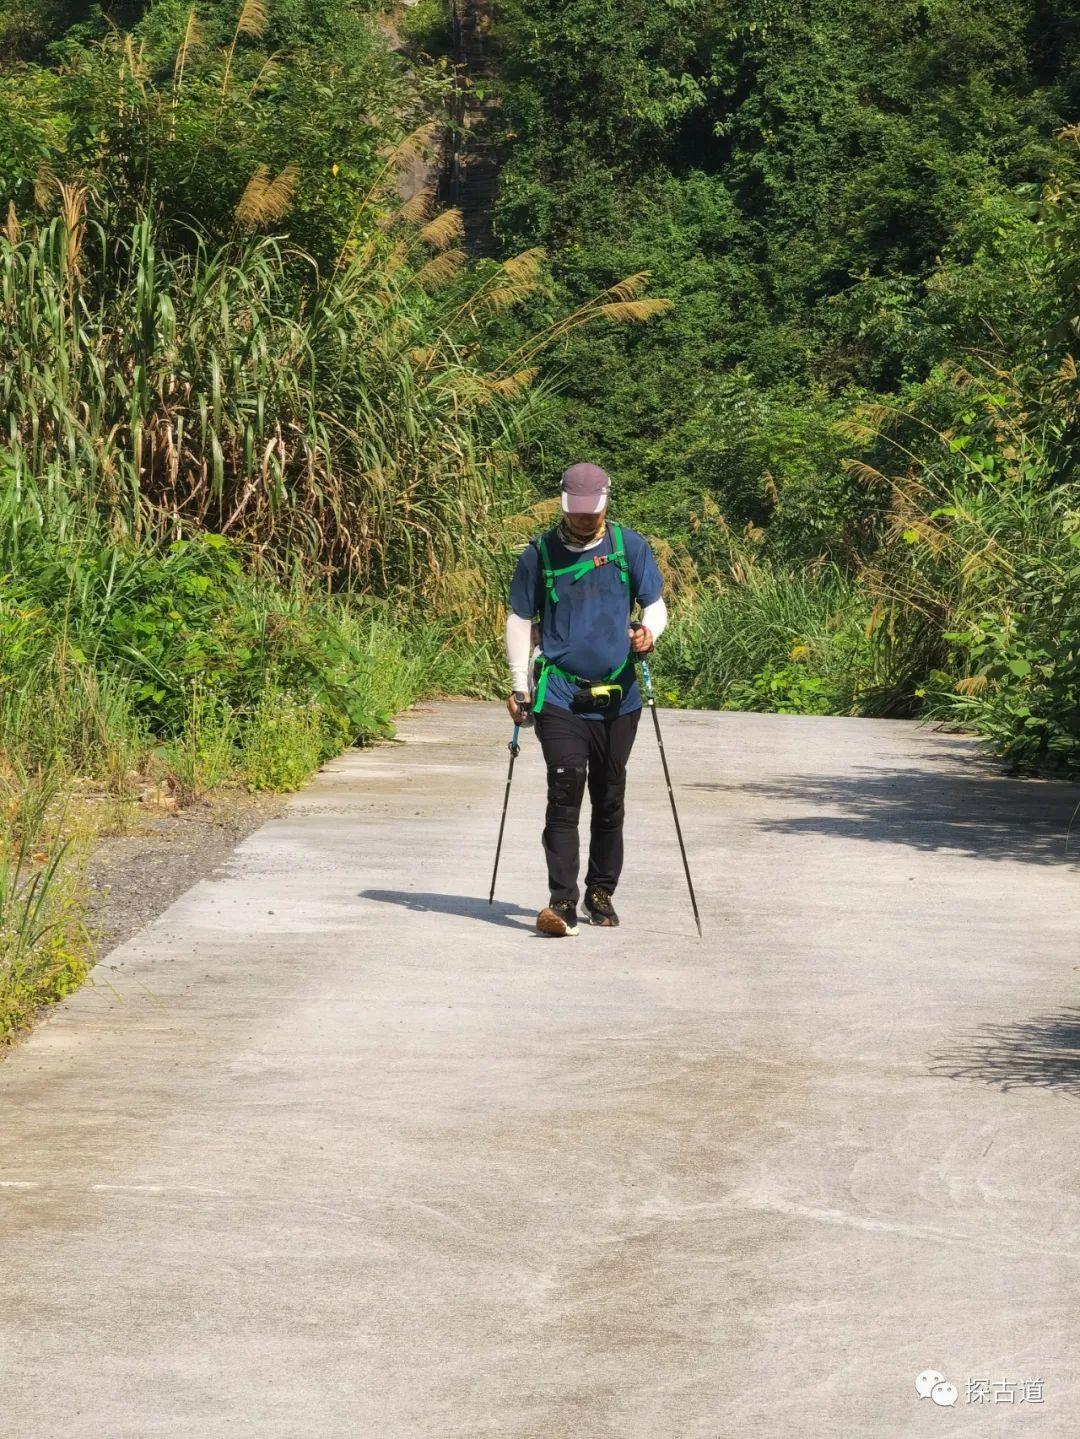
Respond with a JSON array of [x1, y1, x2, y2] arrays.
[[533, 704, 642, 905]]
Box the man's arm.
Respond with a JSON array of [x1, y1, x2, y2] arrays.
[[633, 596, 668, 651], [505, 544, 540, 721], [505, 611, 533, 694], [629, 533, 667, 653]]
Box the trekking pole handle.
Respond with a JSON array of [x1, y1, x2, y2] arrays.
[[509, 722, 520, 757], [630, 623, 656, 703]]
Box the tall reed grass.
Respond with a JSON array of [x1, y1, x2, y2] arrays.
[[0, 206, 520, 591]]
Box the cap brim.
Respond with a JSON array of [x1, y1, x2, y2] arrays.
[[561, 489, 609, 514]]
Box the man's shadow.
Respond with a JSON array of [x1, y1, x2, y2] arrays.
[[360, 889, 537, 932]]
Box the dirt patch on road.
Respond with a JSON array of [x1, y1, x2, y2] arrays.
[[82, 789, 290, 962]]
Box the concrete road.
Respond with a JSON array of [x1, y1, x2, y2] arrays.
[[2, 702, 1078, 1437]]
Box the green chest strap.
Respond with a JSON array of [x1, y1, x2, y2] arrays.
[[535, 521, 630, 611], [531, 521, 633, 714]]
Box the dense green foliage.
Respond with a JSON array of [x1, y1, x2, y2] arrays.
[[0, 0, 422, 258], [487, 0, 1080, 769], [493, 0, 1078, 439]]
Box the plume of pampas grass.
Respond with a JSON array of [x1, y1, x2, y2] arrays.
[[501, 248, 546, 283], [381, 123, 437, 170], [382, 240, 407, 276], [419, 209, 464, 251], [235, 162, 298, 226], [222, 0, 268, 97], [332, 123, 438, 279], [484, 368, 538, 396], [416, 249, 466, 290], [833, 404, 892, 442], [123, 33, 149, 89], [483, 266, 671, 377], [4, 202, 21, 245], [606, 272, 649, 302], [955, 675, 989, 695], [398, 186, 434, 224], [942, 362, 983, 392], [452, 248, 546, 324], [173, 9, 202, 88], [596, 298, 672, 324], [476, 285, 524, 311], [47, 179, 88, 281], [236, 0, 268, 37], [841, 458, 890, 488], [246, 52, 283, 97]]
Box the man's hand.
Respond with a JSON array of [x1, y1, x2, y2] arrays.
[[629, 624, 654, 655], [507, 692, 531, 724]]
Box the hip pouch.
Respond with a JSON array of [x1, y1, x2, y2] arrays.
[[532, 653, 630, 716], [570, 681, 623, 715]]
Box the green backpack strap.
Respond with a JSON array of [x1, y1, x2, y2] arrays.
[[535, 532, 560, 611], [533, 656, 555, 713], [609, 521, 630, 591]]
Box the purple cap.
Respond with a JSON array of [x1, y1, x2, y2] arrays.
[[560, 462, 611, 514]]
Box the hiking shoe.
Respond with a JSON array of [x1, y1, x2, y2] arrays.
[[584, 886, 619, 927], [536, 899, 579, 937]]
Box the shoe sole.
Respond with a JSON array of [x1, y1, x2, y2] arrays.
[[536, 907, 579, 937]]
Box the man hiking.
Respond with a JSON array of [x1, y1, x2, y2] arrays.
[[505, 463, 668, 936]]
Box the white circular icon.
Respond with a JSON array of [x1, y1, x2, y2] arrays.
[[915, 1370, 946, 1399], [931, 1382, 958, 1407]]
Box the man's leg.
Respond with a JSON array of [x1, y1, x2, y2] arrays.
[[584, 706, 642, 894], [534, 705, 590, 905]]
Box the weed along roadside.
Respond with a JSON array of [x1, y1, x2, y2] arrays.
[[0, 593, 498, 1046], [0, 609, 429, 1047]]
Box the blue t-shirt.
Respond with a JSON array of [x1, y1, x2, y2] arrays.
[[509, 522, 663, 719]]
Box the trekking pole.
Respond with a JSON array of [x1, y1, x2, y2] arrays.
[[488, 719, 522, 904], [632, 627, 703, 938]]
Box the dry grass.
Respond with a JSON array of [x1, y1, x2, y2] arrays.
[[234, 163, 299, 226]]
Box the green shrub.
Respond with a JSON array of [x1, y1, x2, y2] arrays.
[[238, 686, 330, 791], [0, 859, 91, 1040], [157, 680, 241, 803], [0, 768, 92, 1041], [921, 485, 1080, 773], [397, 0, 452, 57], [726, 667, 838, 717]]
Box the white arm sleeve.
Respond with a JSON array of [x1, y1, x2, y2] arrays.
[[505, 611, 533, 693], [641, 596, 668, 643]]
